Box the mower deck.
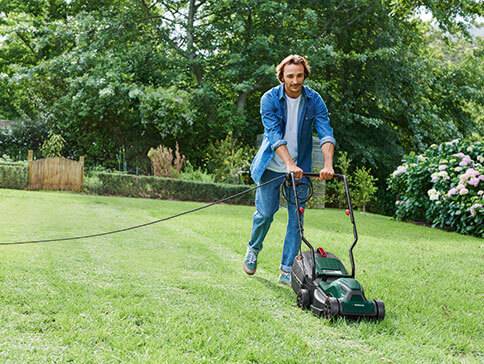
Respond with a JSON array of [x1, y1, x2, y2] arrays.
[[291, 251, 385, 320]]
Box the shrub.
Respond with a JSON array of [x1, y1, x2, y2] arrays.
[[147, 143, 185, 178], [205, 133, 254, 185], [179, 161, 215, 183], [41, 132, 66, 158], [388, 138, 483, 237], [352, 167, 378, 212], [83, 173, 103, 194], [91, 172, 254, 205], [0, 162, 28, 189], [306, 153, 379, 210], [305, 174, 328, 209]]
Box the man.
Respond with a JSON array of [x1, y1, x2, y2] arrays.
[[243, 55, 336, 285]]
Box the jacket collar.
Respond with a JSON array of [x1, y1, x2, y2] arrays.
[[277, 84, 310, 100]]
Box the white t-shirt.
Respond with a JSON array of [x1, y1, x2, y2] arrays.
[[266, 95, 301, 173]]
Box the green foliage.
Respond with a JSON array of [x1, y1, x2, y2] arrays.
[[352, 167, 378, 212], [387, 0, 483, 34], [179, 161, 215, 183], [91, 172, 254, 205], [205, 133, 255, 185], [0, 119, 48, 161], [82, 173, 102, 195], [40, 132, 65, 158], [86, 164, 113, 174], [83, 165, 113, 194], [0, 163, 28, 189], [305, 169, 328, 209], [308, 153, 378, 211], [388, 138, 483, 237], [138, 86, 195, 141], [327, 151, 352, 208], [0, 154, 19, 164]]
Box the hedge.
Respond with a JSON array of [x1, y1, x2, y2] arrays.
[[88, 172, 255, 205], [0, 163, 28, 189]]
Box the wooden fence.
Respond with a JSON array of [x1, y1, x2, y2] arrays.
[[27, 150, 85, 192]]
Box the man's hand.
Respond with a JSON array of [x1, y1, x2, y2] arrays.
[[320, 143, 335, 180], [288, 163, 304, 179], [319, 165, 334, 180], [274, 145, 303, 179]]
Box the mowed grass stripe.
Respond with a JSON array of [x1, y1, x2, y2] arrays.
[[0, 189, 482, 363]]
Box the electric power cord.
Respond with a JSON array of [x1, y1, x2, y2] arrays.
[[0, 174, 289, 246]]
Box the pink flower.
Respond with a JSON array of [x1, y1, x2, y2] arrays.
[[438, 164, 447, 171], [459, 188, 469, 195], [392, 165, 407, 177], [447, 188, 458, 197], [459, 169, 479, 184], [468, 177, 480, 187], [459, 156, 472, 167], [465, 168, 479, 177]]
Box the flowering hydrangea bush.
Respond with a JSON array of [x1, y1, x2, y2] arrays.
[[388, 139, 483, 237]]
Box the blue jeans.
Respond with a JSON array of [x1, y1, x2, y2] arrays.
[[248, 169, 308, 273]]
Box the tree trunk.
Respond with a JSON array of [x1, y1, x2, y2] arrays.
[[236, 91, 248, 113], [187, 0, 203, 85]]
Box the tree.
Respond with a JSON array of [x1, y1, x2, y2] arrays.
[[352, 167, 378, 212], [386, 0, 483, 35]]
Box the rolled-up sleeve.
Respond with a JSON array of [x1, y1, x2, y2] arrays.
[[314, 93, 336, 147], [260, 93, 287, 151]]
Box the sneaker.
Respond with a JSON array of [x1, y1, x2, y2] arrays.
[[243, 248, 258, 275], [279, 271, 292, 286]]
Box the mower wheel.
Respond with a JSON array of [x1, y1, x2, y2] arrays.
[[297, 289, 310, 309], [328, 297, 340, 318], [375, 300, 385, 320]]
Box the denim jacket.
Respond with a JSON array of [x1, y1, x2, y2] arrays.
[[250, 84, 336, 183]]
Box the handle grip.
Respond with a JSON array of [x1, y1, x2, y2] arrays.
[[300, 172, 344, 180]]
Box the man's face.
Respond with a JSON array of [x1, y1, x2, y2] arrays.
[[282, 63, 305, 98]]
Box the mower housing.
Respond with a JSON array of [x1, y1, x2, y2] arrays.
[[291, 248, 384, 320]]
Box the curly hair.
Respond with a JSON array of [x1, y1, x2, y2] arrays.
[[276, 55, 311, 83]]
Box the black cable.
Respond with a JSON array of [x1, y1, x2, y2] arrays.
[[281, 176, 313, 205], [0, 174, 287, 246]]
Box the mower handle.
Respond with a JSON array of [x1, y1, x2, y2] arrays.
[[288, 171, 358, 278], [300, 172, 344, 180]]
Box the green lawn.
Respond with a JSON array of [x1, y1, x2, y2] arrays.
[[0, 189, 482, 363]]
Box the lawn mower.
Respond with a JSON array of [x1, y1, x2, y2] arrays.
[[287, 172, 385, 320]]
